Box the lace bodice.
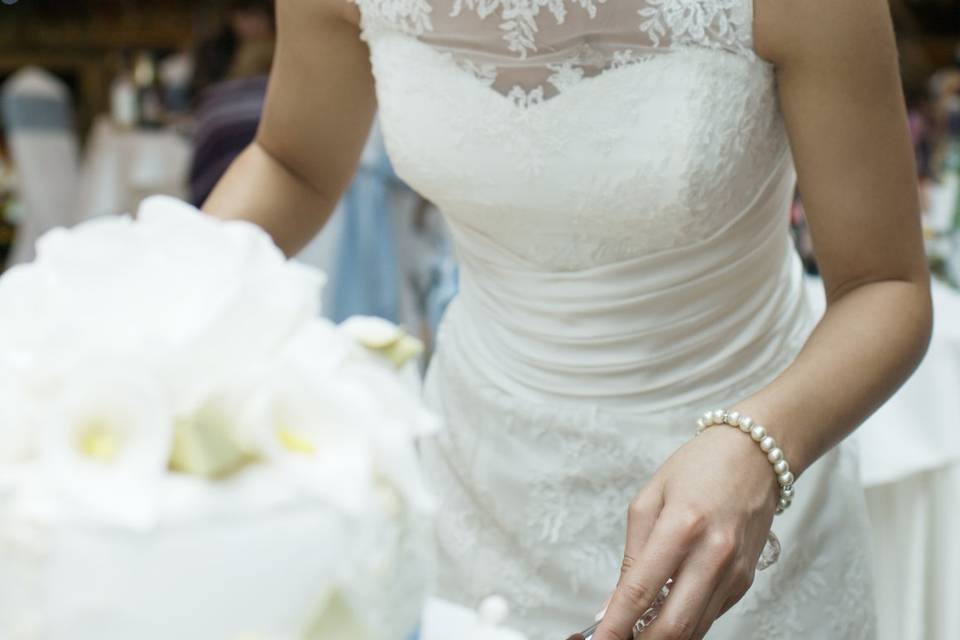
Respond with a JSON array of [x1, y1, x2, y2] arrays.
[[354, 0, 784, 271]]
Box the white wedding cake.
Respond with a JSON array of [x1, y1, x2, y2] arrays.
[[0, 197, 438, 640]]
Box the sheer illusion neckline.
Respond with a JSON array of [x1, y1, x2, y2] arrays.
[[353, 0, 765, 105], [383, 31, 772, 112]]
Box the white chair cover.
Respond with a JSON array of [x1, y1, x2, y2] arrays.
[[77, 116, 191, 222], [1, 67, 80, 265]]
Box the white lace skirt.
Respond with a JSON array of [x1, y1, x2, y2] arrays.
[[421, 304, 878, 640]]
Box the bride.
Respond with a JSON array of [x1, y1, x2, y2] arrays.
[[205, 0, 932, 638]]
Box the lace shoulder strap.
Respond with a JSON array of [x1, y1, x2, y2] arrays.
[[638, 0, 755, 54]]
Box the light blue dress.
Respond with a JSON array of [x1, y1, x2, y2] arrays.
[[328, 127, 403, 323]]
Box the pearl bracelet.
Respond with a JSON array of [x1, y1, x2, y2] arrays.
[[696, 409, 795, 515]]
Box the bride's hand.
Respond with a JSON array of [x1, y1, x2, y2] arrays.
[[593, 426, 780, 640]]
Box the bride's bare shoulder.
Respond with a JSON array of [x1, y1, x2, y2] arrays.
[[753, 0, 898, 67], [278, 0, 362, 30]]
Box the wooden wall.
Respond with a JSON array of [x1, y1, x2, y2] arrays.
[[0, 1, 228, 136]]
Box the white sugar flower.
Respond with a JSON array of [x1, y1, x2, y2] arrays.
[[279, 318, 356, 379], [336, 362, 440, 511], [277, 320, 439, 511], [237, 364, 379, 512], [39, 359, 174, 528], [4, 196, 325, 416], [339, 359, 440, 439], [138, 198, 325, 413], [0, 194, 440, 531], [340, 316, 425, 370], [340, 316, 405, 348], [0, 261, 57, 377], [0, 373, 35, 463]]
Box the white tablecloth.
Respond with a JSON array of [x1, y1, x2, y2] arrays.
[[807, 277, 960, 640], [77, 117, 192, 221]]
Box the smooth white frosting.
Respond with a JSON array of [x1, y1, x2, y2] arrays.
[[0, 466, 430, 640]]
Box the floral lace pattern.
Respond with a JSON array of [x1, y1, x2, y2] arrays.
[[450, 0, 608, 58], [355, 0, 760, 100], [639, 0, 751, 49]]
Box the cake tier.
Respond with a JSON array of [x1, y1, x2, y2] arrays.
[[0, 466, 430, 640]]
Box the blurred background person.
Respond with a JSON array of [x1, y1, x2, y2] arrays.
[[189, 0, 275, 104], [188, 0, 276, 207]]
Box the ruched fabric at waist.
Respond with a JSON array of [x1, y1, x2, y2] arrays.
[[436, 157, 817, 412]]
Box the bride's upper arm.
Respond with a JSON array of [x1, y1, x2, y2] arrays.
[[753, 0, 928, 301], [256, 0, 376, 197]]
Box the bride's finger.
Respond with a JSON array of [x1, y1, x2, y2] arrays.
[[642, 536, 733, 640], [717, 562, 756, 617], [691, 558, 756, 638], [592, 509, 698, 640], [619, 488, 664, 586], [687, 587, 730, 640], [595, 489, 663, 625]]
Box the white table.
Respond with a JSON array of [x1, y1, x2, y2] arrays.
[[77, 117, 192, 221]]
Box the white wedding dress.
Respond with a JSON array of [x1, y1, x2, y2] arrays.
[[351, 0, 878, 637]]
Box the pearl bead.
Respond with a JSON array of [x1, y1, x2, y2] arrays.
[[692, 409, 797, 515]]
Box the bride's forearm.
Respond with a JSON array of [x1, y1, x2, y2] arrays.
[[732, 276, 932, 478], [743, 0, 934, 481], [204, 143, 342, 257]]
